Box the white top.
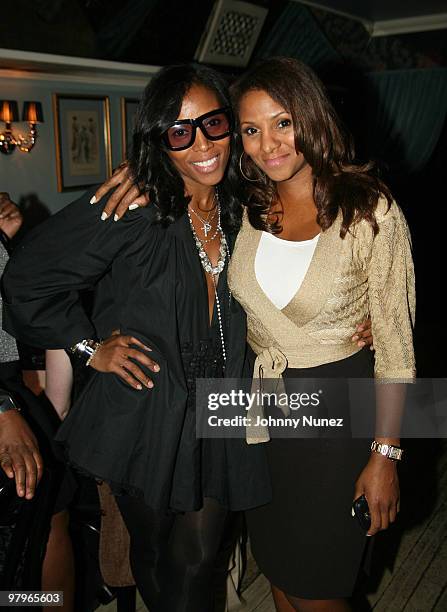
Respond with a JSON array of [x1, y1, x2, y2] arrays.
[[254, 231, 320, 310]]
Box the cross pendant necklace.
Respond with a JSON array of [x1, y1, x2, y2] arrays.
[[189, 198, 217, 239]]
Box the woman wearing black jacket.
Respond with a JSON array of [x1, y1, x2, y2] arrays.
[[3, 64, 270, 612]]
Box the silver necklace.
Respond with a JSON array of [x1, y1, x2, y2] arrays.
[[187, 203, 228, 274], [188, 191, 229, 363], [189, 196, 217, 237], [191, 219, 220, 245]]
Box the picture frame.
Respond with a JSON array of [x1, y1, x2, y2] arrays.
[[53, 94, 112, 192], [120, 97, 139, 159]]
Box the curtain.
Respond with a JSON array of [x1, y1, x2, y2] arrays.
[[255, 2, 340, 68], [365, 68, 447, 172]]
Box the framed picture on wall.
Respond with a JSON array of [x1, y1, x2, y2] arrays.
[[120, 97, 139, 159], [53, 94, 112, 192]]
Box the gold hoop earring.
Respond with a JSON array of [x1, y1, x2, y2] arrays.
[[239, 152, 262, 183]]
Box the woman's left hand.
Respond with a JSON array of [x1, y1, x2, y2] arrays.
[[353, 452, 400, 536], [352, 318, 374, 350]]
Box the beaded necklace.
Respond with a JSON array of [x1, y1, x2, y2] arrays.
[[187, 190, 229, 365]]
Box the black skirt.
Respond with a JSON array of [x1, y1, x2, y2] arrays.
[[246, 348, 374, 599]]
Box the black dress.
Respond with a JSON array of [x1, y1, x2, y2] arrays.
[[3, 189, 271, 513]]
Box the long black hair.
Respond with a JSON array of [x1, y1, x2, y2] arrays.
[[231, 57, 392, 238], [130, 63, 242, 232]]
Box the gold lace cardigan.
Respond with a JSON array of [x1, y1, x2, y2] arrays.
[[228, 199, 416, 387]]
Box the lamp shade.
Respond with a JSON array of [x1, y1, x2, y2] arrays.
[[22, 101, 44, 123], [0, 100, 19, 123]]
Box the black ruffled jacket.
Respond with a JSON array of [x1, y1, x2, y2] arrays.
[[2, 190, 270, 512]]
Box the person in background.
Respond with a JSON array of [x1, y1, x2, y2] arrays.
[[1, 193, 42, 501], [0, 192, 75, 612]]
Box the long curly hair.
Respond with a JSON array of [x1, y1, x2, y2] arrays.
[[230, 57, 391, 237], [129, 63, 242, 233]]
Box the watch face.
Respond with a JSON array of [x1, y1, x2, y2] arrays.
[[389, 447, 402, 460]]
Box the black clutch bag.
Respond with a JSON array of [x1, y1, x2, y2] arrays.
[[352, 494, 371, 531]]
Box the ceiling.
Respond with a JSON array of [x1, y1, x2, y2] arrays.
[[294, 0, 447, 34], [294, 0, 447, 21], [0, 0, 445, 72]]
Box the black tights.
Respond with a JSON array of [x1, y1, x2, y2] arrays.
[[115, 495, 233, 612]]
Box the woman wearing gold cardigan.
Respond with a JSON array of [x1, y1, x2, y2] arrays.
[[225, 58, 415, 612]]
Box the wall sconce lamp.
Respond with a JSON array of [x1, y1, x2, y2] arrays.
[[0, 100, 44, 155]]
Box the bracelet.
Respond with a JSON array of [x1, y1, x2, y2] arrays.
[[86, 342, 102, 367], [0, 394, 21, 415], [69, 339, 101, 367], [370, 440, 403, 461]]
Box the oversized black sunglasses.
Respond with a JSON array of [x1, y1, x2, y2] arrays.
[[161, 107, 233, 151]]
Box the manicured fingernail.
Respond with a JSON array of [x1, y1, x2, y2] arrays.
[[147, 381, 154, 388], [129, 203, 139, 210], [90, 195, 97, 204], [351, 507, 355, 517], [114, 214, 119, 222], [101, 211, 108, 221], [358, 341, 366, 347], [366, 533, 373, 537], [352, 335, 359, 342], [136, 384, 142, 390], [370, 345, 374, 351], [153, 364, 160, 372]]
